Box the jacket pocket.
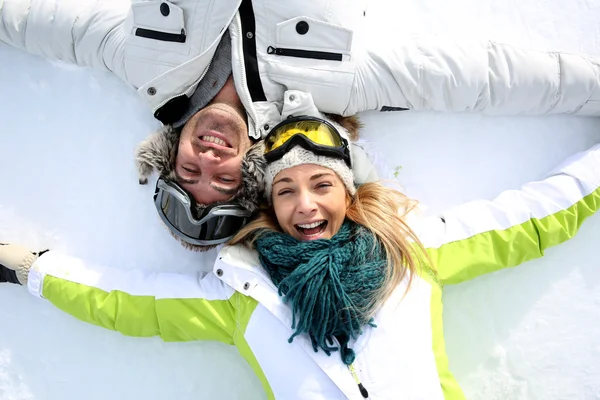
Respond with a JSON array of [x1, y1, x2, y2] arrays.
[[273, 16, 352, 60], [265, 16, 356, 114], [124, 0, 189, 87], [132, 1, 186, 43]]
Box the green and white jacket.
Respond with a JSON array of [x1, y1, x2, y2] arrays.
[[25, 143, 600, 399]]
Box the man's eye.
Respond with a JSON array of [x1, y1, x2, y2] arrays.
[[183, 167, 198, 174]]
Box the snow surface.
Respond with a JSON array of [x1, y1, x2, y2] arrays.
[[2, 0, 600, 399]]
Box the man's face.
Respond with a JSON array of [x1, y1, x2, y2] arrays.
[[175, 77, 252, 205]]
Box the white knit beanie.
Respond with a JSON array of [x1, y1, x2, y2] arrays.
[[264, 145, 356, 201]]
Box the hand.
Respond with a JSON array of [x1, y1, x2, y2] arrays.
[[0, 244, 47, 285]]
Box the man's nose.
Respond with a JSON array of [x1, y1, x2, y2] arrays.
[[198, 149, 221, 166]]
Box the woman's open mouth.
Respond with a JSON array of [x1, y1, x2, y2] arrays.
[[295, 220, 328, 238]]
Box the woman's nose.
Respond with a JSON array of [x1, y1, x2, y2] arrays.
[[297, 192, 317, 215]]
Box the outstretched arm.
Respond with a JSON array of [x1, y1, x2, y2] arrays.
[[347, 36, 600, 117], [416, 143, 600, 285], [0, 245, 238, 343], [0, 0, 128, 80]]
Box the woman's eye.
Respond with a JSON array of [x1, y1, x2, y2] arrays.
[[219, 177, 234, 184], [277, 189, 292, 196], [316, 182, 332, 189], [183, 167, 197, 174]]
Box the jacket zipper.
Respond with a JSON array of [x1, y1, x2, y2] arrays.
[[135, 28, 187, 43], [235, 14, 260, 137], [330, 336, 369, 398], [267, 45, 342, 61]]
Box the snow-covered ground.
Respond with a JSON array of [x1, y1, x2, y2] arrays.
[[1, 0, 600, 399]]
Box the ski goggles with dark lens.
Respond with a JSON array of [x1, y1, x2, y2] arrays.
[[264, 116, 352, 167], [153, 178, 251, 246]]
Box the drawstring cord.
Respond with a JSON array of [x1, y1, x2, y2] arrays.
[[349, 364, 369, 398]]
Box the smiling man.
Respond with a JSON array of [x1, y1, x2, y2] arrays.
[[131, 33, 268, 251], [174, 78, 253, 205]]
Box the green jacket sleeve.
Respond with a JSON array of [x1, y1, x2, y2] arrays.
[[417, 143, 600, 285], [27, 251, 237, 344]]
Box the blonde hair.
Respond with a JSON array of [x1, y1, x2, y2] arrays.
[[229, 181, 429, 313]]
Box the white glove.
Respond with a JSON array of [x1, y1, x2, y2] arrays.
[[0, 244, 47, 285]]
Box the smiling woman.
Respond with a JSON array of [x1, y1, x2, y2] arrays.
[[3, 110, 600, 398], [222, 114, 600, 398], [270, 161, 350, 241]]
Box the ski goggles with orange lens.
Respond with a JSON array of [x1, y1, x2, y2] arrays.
[[264, 116, 351, 167]]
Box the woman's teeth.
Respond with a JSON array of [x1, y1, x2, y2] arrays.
[[201, 136, 228, 147], [297, 221, 325, 229], [296, 221, 327, 237]]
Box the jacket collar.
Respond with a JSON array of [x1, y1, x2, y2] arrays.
[[214, 245, 363, 399]]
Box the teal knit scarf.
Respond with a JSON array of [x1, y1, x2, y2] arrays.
[[255, 220, 387, 365]]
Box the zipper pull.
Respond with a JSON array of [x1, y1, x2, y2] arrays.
[[358, 383, 369, 398], [267, 46, 282, 55], [349, 364, 369, 398]]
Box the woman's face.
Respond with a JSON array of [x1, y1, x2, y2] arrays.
[[271, 164, 348, 241]]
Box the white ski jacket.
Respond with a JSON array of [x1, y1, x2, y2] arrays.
[[23, 143, 600, 399], [2, 0, 600, 140]]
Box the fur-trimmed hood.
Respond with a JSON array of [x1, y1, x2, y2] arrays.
[[135, 125, 180, 185], [135, 125, 267, 251]]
